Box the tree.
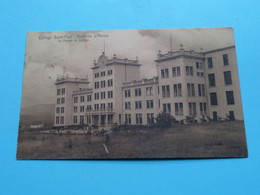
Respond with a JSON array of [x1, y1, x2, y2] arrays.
[[156, 112, 177, 129]]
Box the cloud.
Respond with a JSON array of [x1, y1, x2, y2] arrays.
[[21, 28, 235, 108]]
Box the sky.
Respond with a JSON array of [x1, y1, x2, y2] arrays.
[[21, 27, 235, 108]]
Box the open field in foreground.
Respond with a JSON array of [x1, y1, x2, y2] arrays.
[[17, 121, 248, 159]]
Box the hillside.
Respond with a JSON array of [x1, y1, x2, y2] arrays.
[[19, 104, 55, 125]]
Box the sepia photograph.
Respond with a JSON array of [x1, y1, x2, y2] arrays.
[[16, 28, 248, 159]]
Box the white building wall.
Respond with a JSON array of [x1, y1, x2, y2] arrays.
[[122, 78, 159, 125], [204, 46, 243, 120], [54, 46, 244, 127], [54, 81, 89, 127]]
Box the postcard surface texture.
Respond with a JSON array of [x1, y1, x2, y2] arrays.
[[17, 28, 248, 159]]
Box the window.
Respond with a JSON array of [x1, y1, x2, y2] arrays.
[[223, 54, 229, 65], [197, 72, 204, 77], [80, 106, 84, 112], [229, 111, 235, 120], [136, 114, 142, 125], [86, 105, 92, 111], [173, 84, 182, 97], [73, 106, 78, 113], [135, 88, 141, 96], [56, 116, 59, 124], [163, 103, 171, 113], [213, 111, 218, 121], [125, 114, 131, 124], [198, 84, 201, 96], [108, 103, 113, 110], [94, 93, 99, 100], [73, 116, 77, 124], [172, 66, 181, 77], [135, 101, 142, 109], [161, 68, 169, 78], [57, 98, 60, 104], [162, 85, 170, 97], [80, 116, 84, 124], [73, 97, 78, 103], [61, 97, 65, 104], [125, 102, 131, 110], [101, 92, 106, 99], [146, 100, 154, 109], [202, 84, 205, 96], [188, 102, 197, 116], [147, 113, 154, 124], [187, 83, 195, 96], [198, 84, 205, 96], [56, 107, 60, 113], [87, 95, 92, 102], [61, 107, 64, 113], [60, 116, 64, 124], [210, 92, 218, 106], [108, 115, 113, 124], [174, 103, 183, 116], [80, 96, 84, 102], [100, 103, 106, 110], [61, 88, 65, 94], [196, 62, 203, 69], [101, 71, 106, 77], [146, 87, 153, 96], [57, 89, 61, 95], [226, 91, 235, 105], [94, 72, 99, 78], [94, 82, 99, 89], [186, 66, 193, 76], [108, 91, 113, 99], [208, 57, 213, 68], [101, 80, 106, 88], [125, 89, 131, 98], [224, 71, 232, 85], [200, 102, 207, 115], [208, 73, 216, 87], [87, 116, 91, 124], [108, 79, 113, 87], [108, 69, 113, 75], [94, 104, 99, 110]]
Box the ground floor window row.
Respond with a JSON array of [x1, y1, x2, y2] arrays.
[[162, 102, 207, 116], [125, 113, 155, 125], [55, 116, 64, 125], [73, 115, 114, 125], [212, 110, 235, 120]]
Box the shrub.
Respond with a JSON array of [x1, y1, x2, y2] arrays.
[[156, 112, 177, 129], [185, 115, 195, 124]]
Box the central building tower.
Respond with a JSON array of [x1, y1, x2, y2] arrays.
[[87, 52, 141, 126]]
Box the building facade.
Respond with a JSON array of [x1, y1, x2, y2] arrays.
[[54, 45, 243, 128]]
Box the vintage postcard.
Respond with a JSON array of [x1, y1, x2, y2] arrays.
[[17, 28, 248, 159]]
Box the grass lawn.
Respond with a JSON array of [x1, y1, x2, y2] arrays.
[[16, 121, 248, 159]]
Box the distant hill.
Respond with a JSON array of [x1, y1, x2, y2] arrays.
[[19, 104, 55, 126]]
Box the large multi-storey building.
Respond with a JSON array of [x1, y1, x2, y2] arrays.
[[54, 45, 243, 128]]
